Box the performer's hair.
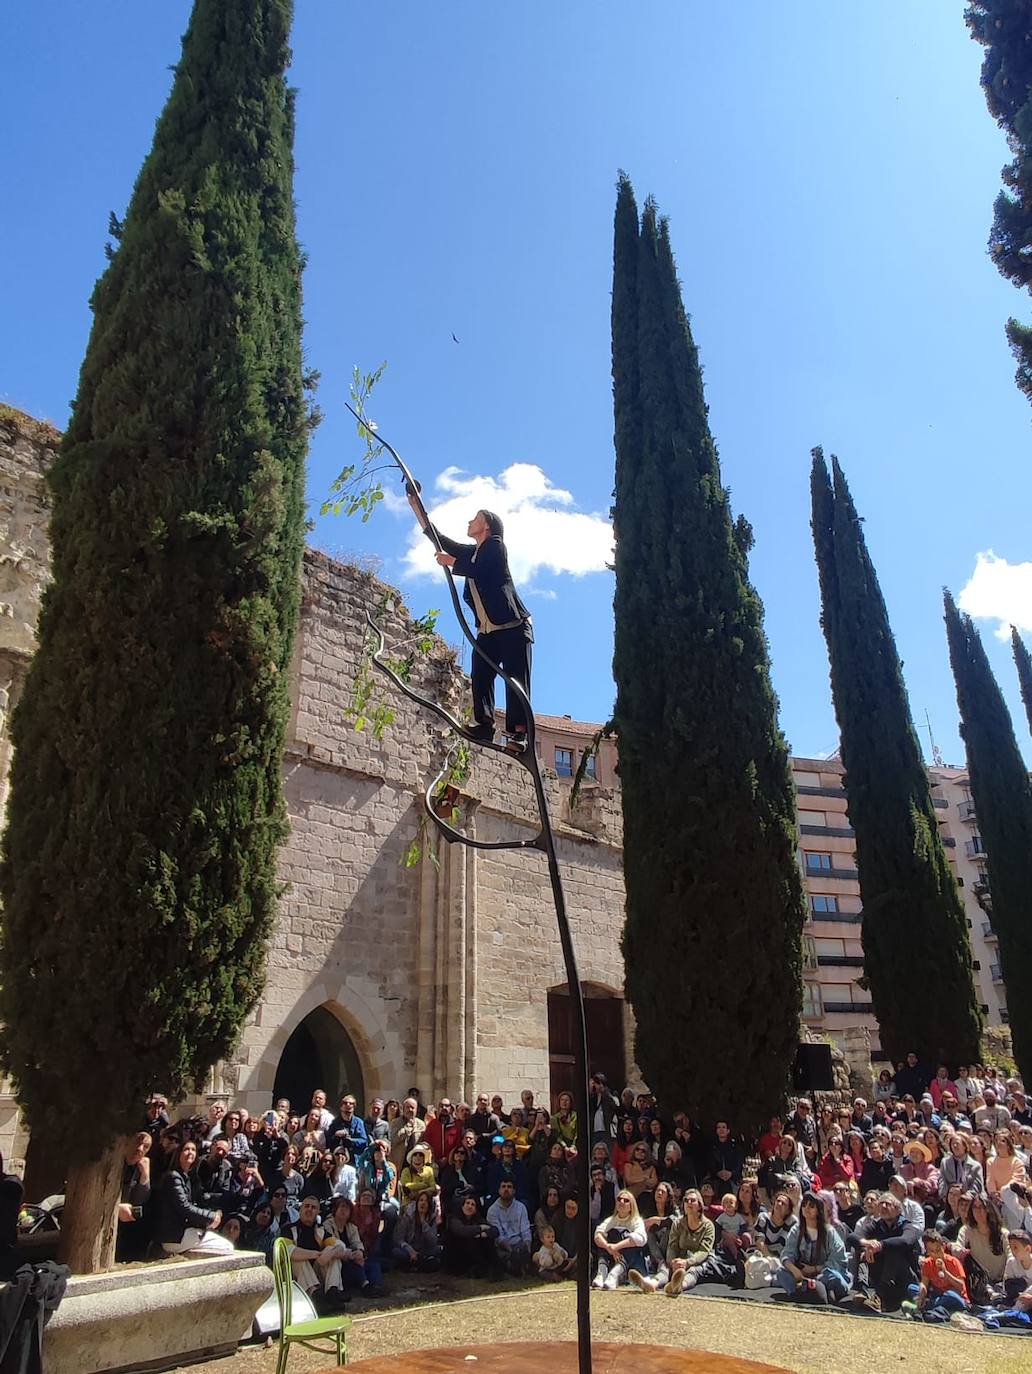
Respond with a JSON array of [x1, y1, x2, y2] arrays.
[[480, 510, 505, 537]]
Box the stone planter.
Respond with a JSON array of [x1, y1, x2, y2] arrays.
[[43, 1251, 274, 1374]]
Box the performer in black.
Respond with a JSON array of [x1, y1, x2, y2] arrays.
[[407, 486, 532, 751]]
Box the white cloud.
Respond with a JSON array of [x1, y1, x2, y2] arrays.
[[400, 463, 613, 585], [958, 550, 1032, 640]]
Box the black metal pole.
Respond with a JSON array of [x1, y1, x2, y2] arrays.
[[350, 411, 593, 1374]]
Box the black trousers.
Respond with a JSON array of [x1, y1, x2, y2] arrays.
[[471, 627, 532, 735]]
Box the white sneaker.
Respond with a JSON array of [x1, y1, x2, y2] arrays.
[[592, 1274, 605, 1290], [603, 1272, 620, 1290]]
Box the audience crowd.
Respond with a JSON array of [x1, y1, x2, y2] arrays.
[[102, 1057, 1032, 1331]]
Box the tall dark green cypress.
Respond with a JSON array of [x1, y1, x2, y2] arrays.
[[945, 595, 1032, 1079], [612, 175, 805, 1132], [966, 2, 1032, 400], [810, 452, 983, 1065], [0, 0, 306, 1164], [1012, 626, 1032, 736]]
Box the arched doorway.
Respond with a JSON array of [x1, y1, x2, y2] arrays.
[[547, 984, 626, 1105], [273, 1004, 365, 1114]]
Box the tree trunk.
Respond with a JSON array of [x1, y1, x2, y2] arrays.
[[58, 1143, 122, 1273], [23, 1134, 68, 1204]]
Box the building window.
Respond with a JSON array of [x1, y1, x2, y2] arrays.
[[582, 751, 597, 781], [802, 982, 823, 1018], [815, 937, 846, 958], [805, 852, 833, 871], [799, 810, 827, 827], [555, 748, 573, 777], [794, 771, 821, 788], [803, 936, 819, 970], [810, 894, 839, 914]]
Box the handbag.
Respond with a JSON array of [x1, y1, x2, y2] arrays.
[[743, 1251, 779, 1289]]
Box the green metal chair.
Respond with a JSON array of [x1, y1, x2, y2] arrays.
[[272, 1236, 350, 1373]]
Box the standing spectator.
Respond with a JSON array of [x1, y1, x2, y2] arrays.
[[551, 1091, 578, 1151], [117, 1132, 152, 1261], [954, 1066, 980, 1112], [895, 1053, 931, 1103], [327, 1095, 369, 1160], [255, 1110, 287, 1180], [365, 1099, 391, 1145], [588, 1074, 619, 1142], [389, 1097, 427, 1170], [469, 1094, 503, 1157], [309, 1090, 334, 1134], [487, 1178, 533, 1276], [929, 1067, 959, 1111], [424, 1098, 462, 1162], [293, 1108, 327, 1153], [709, 1121, 744, 1191]]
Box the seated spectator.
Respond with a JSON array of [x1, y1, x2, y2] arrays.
[[352, 1187, 385, 1290], [219, 1213, 246, 1247], [975, 1089, 1012, 1132], [644, 1116, 667, 1163], [556, 1195, 581, 1270], [938, 1133, 984, 1198], [293, 1108, 327, 1154], [196, 1136, 233, 1209], [853, 1192, 920, 1312], [487, 1177, 533, 1276], [327, 1095, 369, 1160], [929, 1067, 959, 1112], [760, 1135, 812, 1197], [623, 1142, 658, 1209], [787, 1100, 817, 1164], [445, 1191, 499, 1277], [283, 1195, 346, 1310], [592, 1188, 646, 1289], [590, 1140, 619, 1187], [502, 1107, 531, 1159], [888, 1175, 925, 1232], [957, 1192, 1008, 1284], [272, 1144, 307, 1203], [936, 1185, 967, 1242], [587, 1165, 617, 1228], [757, 1115, 784, 1163], [322, 1196, 374, 1298], [393, 1190, 443, 1271], [859, 1138, 894, 1196], [659, 1140, 695, 1192], [755, 1192, 795, 1257], [255, 1110, 287, 1180], [902, 1139, 939, 1193], [874, 1070, 896, 1103], [774, 1191, 849, 1304], [484, 1139, 531, 1207], [611, 1116, 639, 1179], [398, 1144, 438, 1210], [116, 1132, 152, 1261], [539, 1141, 575, 1201], [360, 1139, 398, 1222], [243, 1200, 279, 1264], [641, 1180, 678, 1279], [551, 1091, 578, 1152], [816, 1134, 854, 1190], [989, 1129, 1028, 1211], [533, 1223, 569, 1280], [331, 1146, 358, 1201], [1003, 1228, 1032, 1309], [266, 1185, 297, 1232], [832, 1181, 863, 1233], [157, 1141, 234, 1256], [440, 1144, 481, 1209], [534, 1185, 564, 1244], [227, 1151, 264, 1211], [527, 1110, 557, 1176], [913, 1228, 969, 1315], [631, 1187, 713, 1294], [713, 1192, 751, 1265]]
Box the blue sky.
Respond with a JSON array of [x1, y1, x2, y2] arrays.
[[4, 1, 1032, 762]]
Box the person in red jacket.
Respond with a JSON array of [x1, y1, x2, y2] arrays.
[[817, 1134, 856, 1189]]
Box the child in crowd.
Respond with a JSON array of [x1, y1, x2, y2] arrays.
[[913, 1229, 969, 1315], [1003, 1230, 1032, 1310], [713, 1193, 750, 1257], [533, 1223, 568, 1279]]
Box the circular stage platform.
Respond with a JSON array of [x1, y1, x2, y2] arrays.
[[329, 1340, 793, 1374]]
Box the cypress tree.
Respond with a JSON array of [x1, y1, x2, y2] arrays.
[[1012, 626, 1032, 736], [612, 175, 805, 1132], [810, 452, 983, 1065], [0, 0, 306, 1266], [945, 595, 1032, 1079], [966, 2, 1032, 400]]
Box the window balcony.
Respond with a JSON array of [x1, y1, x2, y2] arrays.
[[959, 799, 978, 823], [817, 955, 865, 968], [990, 964, 1003, 984], [965, 837, 987, 860], [981, 921, 998, 942], [824, 1001, 875, 1014]]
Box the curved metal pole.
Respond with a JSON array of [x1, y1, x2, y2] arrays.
[[350, 409, 592, 1374]]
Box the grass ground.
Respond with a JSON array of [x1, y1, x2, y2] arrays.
[[178, 1278, 1029, 1374]]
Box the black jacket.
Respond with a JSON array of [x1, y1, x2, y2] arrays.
[[427, 527, 532, 639], [157, 1168, 218, 1244]]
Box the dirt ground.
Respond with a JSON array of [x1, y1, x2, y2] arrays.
[[175, 1280, 1030, 1374]]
